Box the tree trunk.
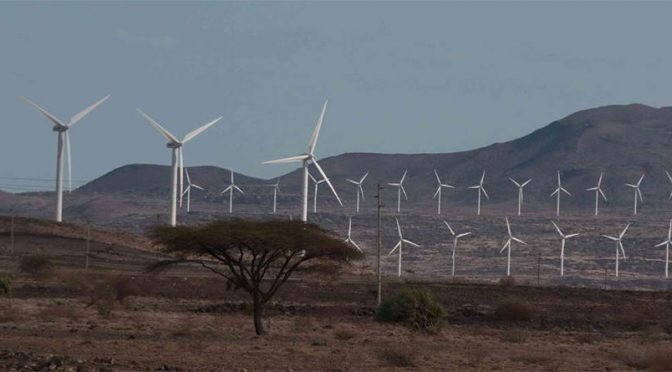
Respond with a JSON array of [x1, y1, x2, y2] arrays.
[[253, 297, 266, 336]]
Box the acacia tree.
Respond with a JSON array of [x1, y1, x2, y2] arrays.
[[149, 219, 362, 335]]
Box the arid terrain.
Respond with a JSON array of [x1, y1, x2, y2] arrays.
[[1, 218, 672, 371]]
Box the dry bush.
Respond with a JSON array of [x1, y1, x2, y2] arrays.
[[59, 271, 93, 293], [0, 276, 12, 297], [20, 255, 55, 279], [333, 329, 356, 341], [88, 276, 138, 318], [616, 347, 672, 371], [500, 329, 527, 343], [376, 286, 445, 333], [499, 276, 516, 288], [378, 344, 417, 367], [39, 302, 82, 322], [494, 300, 534, 321]]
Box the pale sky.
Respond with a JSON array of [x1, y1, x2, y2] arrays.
[[2, 1, 672, 191]]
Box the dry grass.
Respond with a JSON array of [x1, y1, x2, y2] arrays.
[[615, 346, 672, 371], [500, 329, 528, 343], [494, 299, 534, 321], [0, 302, 22, 323], [333, 329, 356, 341], [378, 344, 418, 367], [39, 302, 83, 322]]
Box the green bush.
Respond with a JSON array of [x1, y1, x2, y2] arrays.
[[376, 287, 445, 332], [0, 276, 12, 297], [20, 255, 55, 279]]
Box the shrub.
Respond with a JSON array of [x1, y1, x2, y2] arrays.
[[494, 299, 534, 321], [378, 344, 417, 367], [499, 276, 516, 288], [616, 347, 672, 371], [0, 276, 12, 297], [88, 276, 138, 318], [20, 255, 55, 279], [333, 329, 356, 341], [376, 287, 445, 333]]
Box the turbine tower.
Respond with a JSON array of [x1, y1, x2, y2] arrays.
[[267, 180, 281, 214], [344, 217, 362, 252], [550, 171, 571, 217], [602, 223, 630, 278], [509, 177, 532, 216], [586, 172, 607, 216], [443, 221, 471, 278], [263, 101, 342, 222], [387, 170, 408, 213], [468, 171, 488, 216], [138, 109, 221, 227], [500, 217, 526, 277], [655, 219, 672, 278], [625, 174, 644, 215], [346, 171, 368, 213], [221, 169, 244, 214], [551, 221, 580, 277], [433, 170, 455, 215], [181, 169, 204, 214], [23, 95, 110, 222], [308, 172, 331, 213], [388, 218, 420, 277]]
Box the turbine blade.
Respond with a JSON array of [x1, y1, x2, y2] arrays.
[[666, 170, 672, 184], [481, 187, 489, 200], [68, 95, 110, 127], [433, 187, 441, 199], [521, 178, 532, 187], [509, 177, 521, 187], [137, 109, 179, 143], [620, 223, 630, 239], [312, 158, 342, 206], [457, 232, 472, 238], [185, 168, 192, 185], [221, 186, 232, 194], [22, 98, 67, 128], [308, 100, 328, 155], [182, 116, 222, 143], [480, 170, 485, 185], [434, 169, 441, 184], [551, 221, 563, 237], [500, 240, 510, 253], [637, 174, 645, 186], [388, 241, 401, 256], [396, 218, 402, 238], [565, 233, 580, 239], [602, 235, 619, 241], [619, 241, 626, 260], [402, 239, 420, 248], [550, 189, 559, 197], [637, 188, 643, 202], [599, 189, 607, 201], [561, 187, 571, 196], [346, 179, 358, 185], [443, 221, 455, 236], [234, 185, 244, 194], [512, 237, 526, 245], [192, 184, 205, 191], [505, 217, 512, 237], [360, 172, 369, 183], [400, 185, 408, 200], [263, 154, 309, 164], [655, 241, 668, 247]]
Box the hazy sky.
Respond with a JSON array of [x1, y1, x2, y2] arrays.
[[2, 1, 672, 191]]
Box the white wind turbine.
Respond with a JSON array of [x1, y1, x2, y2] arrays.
[[388, 218, 421, 277], [344, 217, 362, 252], [267, 180, 281, 214], [586, 172, 607, 216], [509, 177, 532, 216], [23, 95, 110, 222], [655, 219, 672, 278], [468, 171, 488, 216], [308, 172, 330, 213], [500, 217, 526, 277], [433, 170, 455, 215], [138, 109, 221, 227], [602, 223, 630, 278], [346, 171, 368, 213], [387, 170, 408, 213], [550, 171, 571, 217], [665, 171, 672, 200], [625, 174, 644, 215], [221, 169, 244, 214], [263, 100, 342, 222], [551, 221, 580, 277], [443, 221, 471, 278], [181, 169, 204, 214]]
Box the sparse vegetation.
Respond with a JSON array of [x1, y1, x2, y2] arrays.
[[149, 219, 362, 335], [88, 276, 138, 318], [376, 286, 445, 333], [615, 347, 672, 371], [499, 275, 516, 288], [333, 329, 356, 341], [501, 329, 528, 343], [20, 255, 55, 279], [0, 276, 12, 297], [378, 344, 417, 367], [494, 299, 534, 321]]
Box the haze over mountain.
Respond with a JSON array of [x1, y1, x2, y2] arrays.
[[5, 103, 672, 220]]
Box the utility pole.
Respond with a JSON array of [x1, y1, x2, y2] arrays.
[[85, 223, 91, 270], [376, 184, 384, 307], [9, 210, 15, 255]]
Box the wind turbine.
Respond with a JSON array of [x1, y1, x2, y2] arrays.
[[602, 223, 630, 278], [551, 221, 580, 277], [308, 172, 330, 213], [267, 180, 281, 214], [586, 172, 607, 216], [344, 217, 362, 252], [346, 171, 368, 213], [221, 169, 244, 214], [500, 217, 526, 277], [138, 109, 221, 227], [509, 177, 532, 216], [625, 174, 644, 215], [23, 95, 110, 222], [655, 219, 672, 278], [387, 170, 408, 213], [550, 171, 571, 217], [433, 170, 455, 215], [262, 100, 342, 222], [468, 171, 488, 216], [388, 218, 420, 277], [443, 221, 471, 277], [181, 169, 204, 214]]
